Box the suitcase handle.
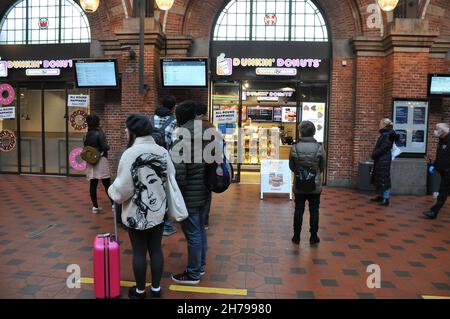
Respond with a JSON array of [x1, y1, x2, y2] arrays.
[[113, 203, 119, 243]]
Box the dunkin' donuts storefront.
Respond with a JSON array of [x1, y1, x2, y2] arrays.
[[210, 42, 330, 183]]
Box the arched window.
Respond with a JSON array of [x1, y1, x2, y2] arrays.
[[214, 0, 328, 42], [0, 0, 91, 44]]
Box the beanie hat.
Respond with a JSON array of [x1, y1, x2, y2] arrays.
[[126, 113, 152, 137]]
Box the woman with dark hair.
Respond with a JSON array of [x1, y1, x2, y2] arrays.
[[84, 115, 113, 214], [108, 113, 176, 299], [370, 118, 399, 206], [289, 121, 326, 246]]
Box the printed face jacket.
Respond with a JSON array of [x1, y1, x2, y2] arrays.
[[108, 136, 176, 230]]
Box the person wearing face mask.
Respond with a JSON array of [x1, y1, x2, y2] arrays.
[[370, 118, 399, 206], [108, 113, 177, 299], [423, 123, 450, 219]]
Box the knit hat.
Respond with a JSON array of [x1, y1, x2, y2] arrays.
[[126, 113, 152, 137]]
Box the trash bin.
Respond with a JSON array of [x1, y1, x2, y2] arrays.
[[358, 160, 375, 192], [427, 164, 441, 196]]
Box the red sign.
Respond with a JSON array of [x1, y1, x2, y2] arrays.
[[264, 14, 277, 25], [39, 18, 49, 29]]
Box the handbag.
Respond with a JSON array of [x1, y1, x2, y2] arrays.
[[166, 170, 189, 222], [81, 146, 101, 165]]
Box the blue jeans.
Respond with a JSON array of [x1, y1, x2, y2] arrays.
[[181, 207, 207, 280]]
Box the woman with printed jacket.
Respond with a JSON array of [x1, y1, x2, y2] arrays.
[[108, 113, 177, 299]]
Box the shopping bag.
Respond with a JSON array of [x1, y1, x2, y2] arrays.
[[391, 142, 402, 160], [166, 171, 189, 222]]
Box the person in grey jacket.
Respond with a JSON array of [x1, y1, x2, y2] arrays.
[[289, 121, 326, 246]]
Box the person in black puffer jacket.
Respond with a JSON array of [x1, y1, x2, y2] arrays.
[[170, 100, 210, 286], [370, 118, 399, 206]]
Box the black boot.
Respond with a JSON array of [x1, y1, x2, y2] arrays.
[[378, 198, 390, 206], [291, 235, 300, 245], [310, 234, 320, 245], [423, 211, 437, 219], [370, 196, 383, 202]]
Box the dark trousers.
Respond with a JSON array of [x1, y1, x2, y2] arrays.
[[431, 172, 449, 215], [294, 193, 321, 236], [128, 223, 164, 290], [89, 178, 113, 208]]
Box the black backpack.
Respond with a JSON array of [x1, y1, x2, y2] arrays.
[[294, 144, 321, 193], [150, 115, 175, 150], [205, 142, 234, 193]]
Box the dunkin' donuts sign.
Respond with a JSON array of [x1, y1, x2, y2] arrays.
[[5, 59, 73, 69], [217, 53, 321, 76]]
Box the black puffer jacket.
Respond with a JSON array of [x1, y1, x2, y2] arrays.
[[172, 119, 209, 209], [434, 133, 450, 174], [84, 128, 110, 158], [371, 127, 399, 191]]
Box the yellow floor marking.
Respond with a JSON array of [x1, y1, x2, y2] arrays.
[[169, 285, 247, 296], [80, 278, 247, 296], [421, 295, 450, 299]]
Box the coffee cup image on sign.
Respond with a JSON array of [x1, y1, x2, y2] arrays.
[[217, 53, 232, 76]]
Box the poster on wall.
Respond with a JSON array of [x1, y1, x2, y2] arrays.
[[0, 106, 15, 119], [393, 100, 429, 154], [0, 129, 16, 152], [302, 102, 326, 143], [260, 159, 292, 200], [70, 109, 88, 131], [213, 109, 237, 124], [68, 95, 89, 108]]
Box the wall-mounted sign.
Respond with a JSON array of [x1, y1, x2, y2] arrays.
[[0, 61, 8, 77], [68, 94, 89, 108], [246, 91, 294, 98], [264, 14, 277, 25], [213, 109, 237, 124], [393, 100, 429, 154], [260, 160, 292, 200], [39, 18, 49, 29], [70, 110, 88, 131], [282, 107, 297, 123], [0, 83, 15, 105], [302, 102, 326, 143], [0, 129, 16, 152], [0, 106, 15, 119], [69, 148, 87, 171], [26, 69, 61, 76], [6, 60, 73, 69], [216, 53, 321, 76], [256, 68, 298, 76]]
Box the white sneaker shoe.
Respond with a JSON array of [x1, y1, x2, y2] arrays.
[[92, 207, 100, 214]]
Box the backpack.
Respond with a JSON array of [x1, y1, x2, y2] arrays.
[[151, 115, 175, 150], [205, 142, 234, 193], [81, 132, 101, 165], [294, 144, 321, 193]]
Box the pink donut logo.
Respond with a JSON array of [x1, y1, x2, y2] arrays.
[[0, 84, 15, 106], [69, 147, 87, 171]]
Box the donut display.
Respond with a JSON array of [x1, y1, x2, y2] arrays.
[[0, 129, 16, 152], [70, 110, 88, 131], [69, 147, 87, 171], [0, 84, 15, 106]]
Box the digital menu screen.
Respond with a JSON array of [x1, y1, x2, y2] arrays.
[[247, 107, 274, 122], [273, 107, 282, 122], [282, 107, 297, 123], [429, 75, 450, 96], [161, 59, 207, 88], [74, 59, 118, 88]]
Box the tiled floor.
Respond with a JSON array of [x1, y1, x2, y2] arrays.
[[0, 174, 449, 299]]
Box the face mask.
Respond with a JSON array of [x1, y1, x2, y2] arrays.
[[433, 130, 441, 138]]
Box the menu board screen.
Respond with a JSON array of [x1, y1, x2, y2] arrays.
[[282, 107, 297, 123], [273, 107, 282, 122], [428, 75, 450, 96], [247, 107, 273, 122], [74, 59, 118, 88]]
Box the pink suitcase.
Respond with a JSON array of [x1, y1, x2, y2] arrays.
[[93, 209, 121, 299]]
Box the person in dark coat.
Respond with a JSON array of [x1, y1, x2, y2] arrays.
[[423, 123, 450, 219], [171, 100, 210, 286], [289, 121, 326, 246], [370, 118, 399, 206]]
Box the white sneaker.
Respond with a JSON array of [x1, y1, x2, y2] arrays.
[[92, 207, 100, 214]]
